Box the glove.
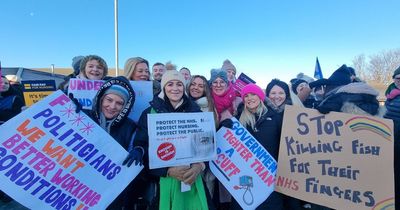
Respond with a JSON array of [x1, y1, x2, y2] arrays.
[[316, 105, 330, 114], [68, 93, 82, 113], [219, 118, 233, 129], [123, 147, 143, 167]]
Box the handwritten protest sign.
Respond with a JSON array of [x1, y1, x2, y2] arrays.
[[147, 112, 216, 169], [276, 105, 394, 210], [67, 78, 103, 108], [68, 78, 152, 122], [0, 90, 143, 209], [232, 73, 255, 93], [22, 80, 56, 106], [210, 118, 276, 210]]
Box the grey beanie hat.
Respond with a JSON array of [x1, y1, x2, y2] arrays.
[[209, 68, 229, 85], [221, 59, 237, 74], [72, 56, 85, 75]]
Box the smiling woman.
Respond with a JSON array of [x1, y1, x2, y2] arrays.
[[231, 83, 292, 210], [79, 55, 108, 80], [84, 76, 143, 209], [133, 70, 213, 210]]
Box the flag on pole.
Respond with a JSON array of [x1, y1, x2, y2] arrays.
[[0, 61, 2, 91], [314, 57, 323, 79]]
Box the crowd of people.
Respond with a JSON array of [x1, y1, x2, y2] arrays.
[[0, 55, 399, 210]]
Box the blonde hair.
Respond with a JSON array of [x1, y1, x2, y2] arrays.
[[123, 57, 149, 80], [239, 101, 268, 130]]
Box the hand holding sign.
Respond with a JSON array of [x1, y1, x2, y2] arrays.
[[168, 166, 191, 181], [183, 163, 203, 185]]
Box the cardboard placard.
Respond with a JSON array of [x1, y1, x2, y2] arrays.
[[276, 105, 394, 210]]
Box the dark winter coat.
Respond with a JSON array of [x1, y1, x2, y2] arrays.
[[133, 94, 216, 209], [0, 86, 24, 124], [384, 90, 400, 121], [316, 82, 384, 117], [236, 103, 282, 160], [85, 76, 137, 209], [383, 84, 400, 210]]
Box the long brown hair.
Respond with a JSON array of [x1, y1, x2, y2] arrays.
[[187, 75, 219, 127]]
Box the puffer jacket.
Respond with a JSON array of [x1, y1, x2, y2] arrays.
[[317, 82, 384, 117], [384, 83, 400, 121], [383, 83, 400, 210], [235, 102, 282, 160]]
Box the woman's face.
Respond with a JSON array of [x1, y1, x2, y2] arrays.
[[180, 69, 191, 81], [226, 69, 235, 82], [101, 93, 124, 120], [165, 80, 184, 105], [211, 77, 228, 96], [85, 59, 105, 80], [132, 62, 150, 81], [189, 77, 205, 99], [0, 78, 10, 92], [244, 93, 261, 113], [268, 85, 286, 107]]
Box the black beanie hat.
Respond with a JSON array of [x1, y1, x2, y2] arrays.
[[290, 78, 307, 94], [393, 66, 400, 78], [266, 79, 290, 97], [309, 64, 352, 89]]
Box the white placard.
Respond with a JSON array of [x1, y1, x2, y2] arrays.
[[210, 118, 276, 210], [0, 91, 143, 209], [147, 112, 216, 169]]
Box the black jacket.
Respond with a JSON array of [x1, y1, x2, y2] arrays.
[[236, 102, 282, 160], [316, 82, 380, 116], [0, 86, 24, 124]]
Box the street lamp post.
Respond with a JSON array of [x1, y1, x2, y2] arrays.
[[114, 0, 119, 76]]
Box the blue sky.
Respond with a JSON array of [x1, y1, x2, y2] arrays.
[[1, 0, 399, 88]]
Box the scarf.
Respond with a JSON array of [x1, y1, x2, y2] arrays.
[[159, 176, 208, 210], [212, 85, 236, 118], [385, 83, 400, 100]]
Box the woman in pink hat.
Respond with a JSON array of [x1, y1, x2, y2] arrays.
[[230, 83, 285, 209]]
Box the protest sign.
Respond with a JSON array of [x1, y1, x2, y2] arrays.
[[210, 118, 276, 210], [0, 90, 143, 209], [276, 105, 394, 210], [22, 80, 56, 106], [68, 78, 152, 122], [127, 81, 153, 122], [232, 73, 256, 93], [67, 78, 103, 109], [147, 112, 216, 169]]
